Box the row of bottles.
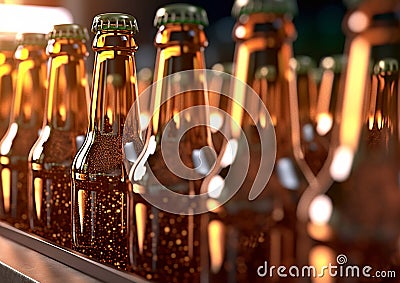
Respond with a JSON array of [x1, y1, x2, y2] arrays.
[[0, 0, 398, 283]]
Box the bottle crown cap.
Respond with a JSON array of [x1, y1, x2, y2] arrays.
[[232, 0, 298, 18], [212, 62, 234, 75], [0, 32, 17, 51], [291, 56, 316, 74], [320, 55, 347, 73], [154, 3, 209, 28], [255, 65, 277, 81], [374, 58, 399, 75], [91, 13, 139, 34], [48, 24, 89, 41], [16, 33, 47, 47], [343, 0, 363, 9]]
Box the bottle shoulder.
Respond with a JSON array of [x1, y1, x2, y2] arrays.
[[72, 131, 124, 176], [29, 126, 86, 166]]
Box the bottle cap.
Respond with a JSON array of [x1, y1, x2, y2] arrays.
[[154, 3, 209, 28], [291, 56, 316, 75], [48, 24, 89, 41], [320, 55, 347, 73], [0, 32, 17, 51], [91, 13, 139, 34], [374, 58, 399, 76], [255, 65, 277, 81], [16, 33, 47, 47], [232, 0, 298, 18], [343, 0, 363, 9], [212, 62, 234, 75]]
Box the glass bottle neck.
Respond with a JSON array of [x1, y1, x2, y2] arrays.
[[297, 71, 318, 126], [89, 31, 138, 136], [10, 45, 47, 126], [232, 13, 296, 141], [363, 70, 399, 155], [0, 49, 15, 123], [154, 23, 207, 77], [151, 24, 210, 140], [46, 38, 89, 131]]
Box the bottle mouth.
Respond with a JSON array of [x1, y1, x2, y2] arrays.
[[91, 13, 139, 34], [154, 3, 209, 28], [48, 24, 89, 41], [16, 33, 47, 47]]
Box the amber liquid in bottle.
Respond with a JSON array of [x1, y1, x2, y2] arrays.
[[0, 33, 17, 137], [304, 58, 400, 283], [71, 14, 138, 270], [28, 25, 90, 247], [129, 20, 212, 283], [294, 56, 329, 175], [0, 33, 47, 230], [208, 9, 310, 282]]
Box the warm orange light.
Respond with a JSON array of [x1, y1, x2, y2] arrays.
[[316, 69, 334, 135], [135, 203, 147, 255], [152, 46, 181, 134], [1, 168, 11, 213], [47, 55, 68, 122], [59, 104, 67, 122], [0, 64, 11, 78], [106, 107, 113, 125], [78, 189, 85, 233], [34, 177, 43, 220], [208, 220, 225, 274], [309, 245, 335, 283], [340, 36, 370, 151]]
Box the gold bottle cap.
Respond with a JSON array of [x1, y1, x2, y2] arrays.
[[91, 13, 139, 34], [320, 55, 347, 74], [232, 0, 298, 18], [0, 32, 17, 51], [48, 24, 89, 41], [154, 3, 209, 28], [374, 58, 399, 76], [16, 33, 47, 47], [291, 56, 316, 75], [211, 62, 234, 74], [255, 65, 277, 81]]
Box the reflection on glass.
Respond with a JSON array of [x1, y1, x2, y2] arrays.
[[207, 0, 311, 282], [292, 56, 329, 175], [71, 13, 139, 271], [127, 4, 214, 283], [0, 33, 47, 230], [28, 24, 90, 248]]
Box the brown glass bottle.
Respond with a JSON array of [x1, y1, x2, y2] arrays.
[[0, 33, 47, 230], [292, 56, 329, 175], [71, 13, 139, 270], [315, 55, 346, 144], [0, 33, 17, 138], [128, 4, 212, 283], [303, 58, 400, 283], [28, 24, 90, 248], [207, 1, 310, 282]]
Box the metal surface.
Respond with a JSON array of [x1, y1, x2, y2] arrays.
[[0, 222, 150, 283]]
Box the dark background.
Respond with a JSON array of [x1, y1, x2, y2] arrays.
[[65, 0, 347, 71]]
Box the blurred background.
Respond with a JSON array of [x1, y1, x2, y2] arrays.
[[0, 0, 347, 71]]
